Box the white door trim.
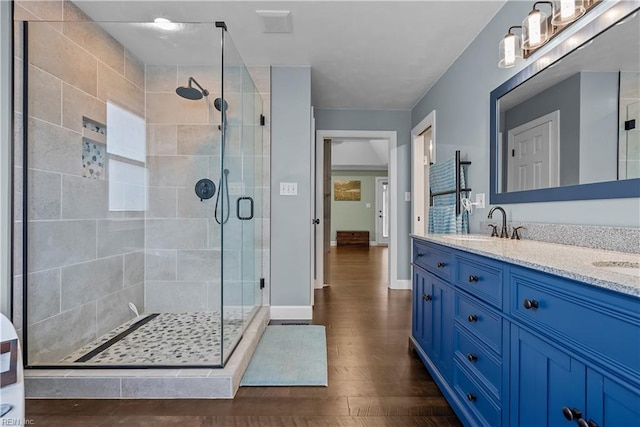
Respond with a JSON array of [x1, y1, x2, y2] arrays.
[[507, 110, 560, 191], [374, 176, 390, 246], [411, 110, 436, 236], [315, 130, 398, 289]]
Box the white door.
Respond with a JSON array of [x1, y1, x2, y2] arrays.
[[375, 177, 389, 246], [507, 111, 560, 192]]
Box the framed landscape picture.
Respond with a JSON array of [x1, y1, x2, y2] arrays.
[[334, 180, 361, 201]]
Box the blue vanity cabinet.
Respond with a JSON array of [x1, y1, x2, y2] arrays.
[[410, 237, 640, 427], [510, 326, 586, 427], [509, 265, 640, 427], [412, 264, 455, 381]]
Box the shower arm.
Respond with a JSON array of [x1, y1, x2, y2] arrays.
[[189, 77, 209, 97]]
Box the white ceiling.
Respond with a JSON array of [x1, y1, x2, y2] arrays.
[[74, 1, 506, 110], [332, 138, 389, 169]]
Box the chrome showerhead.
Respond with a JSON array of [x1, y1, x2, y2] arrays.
[[176, 77, 209, 100]]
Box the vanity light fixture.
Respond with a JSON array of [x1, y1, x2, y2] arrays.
[[498, 0, 600, 67], [498, 26, 523, 68], [552, 0, 586, 25], [522, 1, 553, 50]]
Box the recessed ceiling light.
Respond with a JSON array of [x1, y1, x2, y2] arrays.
[[256, 10, 292, 33], [153, 17, 179, 31]]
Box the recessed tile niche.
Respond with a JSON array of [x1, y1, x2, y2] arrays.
[[82, 116, 106, 180]]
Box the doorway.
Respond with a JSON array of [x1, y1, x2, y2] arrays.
[[375, 177, 390, 246], [314, 130, 399, 290]]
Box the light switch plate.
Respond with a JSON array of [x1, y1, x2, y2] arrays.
[[475, 193, 485, 209], [366, 203, 371, 208], [405, 192, 411, 202], [280, 182, 298, 196]]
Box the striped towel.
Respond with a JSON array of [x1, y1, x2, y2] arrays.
[[429, 205, 468, 234], [430, 157, 466, 206], [428, 157, 469, 234]]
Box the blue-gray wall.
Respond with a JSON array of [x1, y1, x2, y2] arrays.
[[270, 67, 312, 307], [579, 71, 619, 184], [412, 0, 639, 228], [315, 108, 412, 280]]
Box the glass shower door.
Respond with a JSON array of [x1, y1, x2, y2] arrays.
[[220, 28, 263, 364]]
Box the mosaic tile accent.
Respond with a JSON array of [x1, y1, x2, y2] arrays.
[[82, 139, 106, 180], [478, 221, 640, 254], [62, 312, 244, 365]]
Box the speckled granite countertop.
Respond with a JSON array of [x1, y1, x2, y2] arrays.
[[412, 234, 640, 298]]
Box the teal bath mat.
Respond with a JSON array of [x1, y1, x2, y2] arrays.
[[240, 325, 328, 386]]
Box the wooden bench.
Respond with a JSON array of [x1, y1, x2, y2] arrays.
[[336, 230, 369, 247]]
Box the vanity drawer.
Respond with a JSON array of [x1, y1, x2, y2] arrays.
[[455, 254, 503, 309], [453, 361, 502, 427], [455, 293, 503, 355], [510, 267, 640, 375], [413, 240, 451, 280], [454, 325, 502, 400]]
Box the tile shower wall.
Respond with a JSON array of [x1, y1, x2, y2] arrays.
[[13, 1, 145, 363], [144, 64, 270, 314]]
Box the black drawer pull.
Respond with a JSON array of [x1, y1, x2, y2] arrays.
[[467, 314, 478, 323], [416, 253, 425, 258], [422, 294, 432, 302], [467, 353, 478, 362], [437, 262, 445, 268], [468, 275, 479, 282], [562, 407, 582, 421], [466, 393, 477, 402], [523, 299, 539, 310]]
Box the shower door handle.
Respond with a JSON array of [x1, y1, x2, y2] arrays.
[[237, 196, 254, 220]]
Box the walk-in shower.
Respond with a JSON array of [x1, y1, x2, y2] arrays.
[[12, 12, 266, 369]]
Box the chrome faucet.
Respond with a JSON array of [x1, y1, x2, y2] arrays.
[[487, 206, 508, 238]]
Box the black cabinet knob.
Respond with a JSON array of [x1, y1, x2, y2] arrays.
[[467, 353, 478, 362], [416, 253, 424, 258], [468, 275, 479, 283], [437, 262, 445, 268], [523, 299, 539, 310], [562, 407, 583, 421], [578, 419, 599, 427], [466, 393, 477, 402], [422, 294, 432, 302], [467, 314, 478, 322]]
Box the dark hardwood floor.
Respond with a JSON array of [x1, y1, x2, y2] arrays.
[[26, 246, 461, 426]]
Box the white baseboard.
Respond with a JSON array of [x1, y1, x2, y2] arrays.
[[270, 305, 313, 320], [330, 241, 337, 246], [389, 279, 411, 290]]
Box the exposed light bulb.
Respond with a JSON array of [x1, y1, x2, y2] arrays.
[[560, 0, 574, 20], [528, 12, 542, 45]]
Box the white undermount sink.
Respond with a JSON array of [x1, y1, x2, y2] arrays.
[[592, 261, 640, 278], [441, 235, 494, 242]]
